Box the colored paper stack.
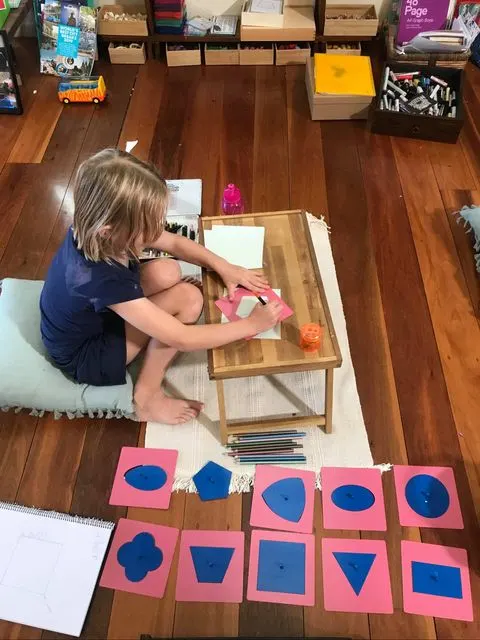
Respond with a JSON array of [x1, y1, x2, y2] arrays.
[[153, 0, 185, 34], [225, 430, 307, 465]]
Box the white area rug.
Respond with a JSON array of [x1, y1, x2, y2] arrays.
[[146, 214, 387, 492]]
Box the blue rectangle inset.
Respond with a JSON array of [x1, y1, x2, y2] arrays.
[[412, 561, 463, 599]]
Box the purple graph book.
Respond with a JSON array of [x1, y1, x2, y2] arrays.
[[397, 0, 452, 46]]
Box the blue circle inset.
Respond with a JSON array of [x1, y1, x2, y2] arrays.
[[331, 484, 375, 512], [405, 474, 450, 518], [124, 464, 167, 491]]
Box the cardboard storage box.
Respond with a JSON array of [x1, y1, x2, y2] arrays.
[[305, 56, 372, 120], [324, 4, 378, 37], [241, 5, 315, 41], [98, 5, 148, 36], [240, 44, 274, 65], [326, 42, 361, 56], [241, 0, 284, 28], [205, 44, 240, 65], [108, 42, 146, 64], [166, 44, 201, 67], [370, 63, 464, 144], [275, 43, 310, 65]]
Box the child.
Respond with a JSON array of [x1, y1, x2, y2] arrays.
[[40, 149, 282, 424]]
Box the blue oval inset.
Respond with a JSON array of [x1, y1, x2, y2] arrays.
[[124, 464, 167, 491], [405, 474, 450, 518], [331, 484, 376, 512]]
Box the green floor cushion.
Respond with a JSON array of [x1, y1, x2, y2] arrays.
[[0, 278, 135, 419]]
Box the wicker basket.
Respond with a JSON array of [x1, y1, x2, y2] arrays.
[[387, 25, 471, 70]]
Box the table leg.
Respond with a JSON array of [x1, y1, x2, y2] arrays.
[[216, 379, 228, 445], [325, 368, 334, 434]]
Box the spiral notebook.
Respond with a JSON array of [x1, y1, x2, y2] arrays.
[[0, 502, 114, 637]]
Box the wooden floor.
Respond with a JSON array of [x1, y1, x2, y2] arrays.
[[0, 39, 479, 639]]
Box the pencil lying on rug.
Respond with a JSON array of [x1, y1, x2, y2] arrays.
[[234, 455, 307, 465]]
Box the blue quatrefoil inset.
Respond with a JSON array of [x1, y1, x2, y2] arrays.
[[261, 477, 306, 523], [117, 532, 163, 582], [124, 464, 167, 491], [405, 474, 450, 519], [331, 484, 376, 512]]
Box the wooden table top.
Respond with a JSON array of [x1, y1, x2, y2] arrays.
[[201, 209, 342, 379]]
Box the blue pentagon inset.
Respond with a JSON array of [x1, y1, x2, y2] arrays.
[[193, 461, 232, 501]]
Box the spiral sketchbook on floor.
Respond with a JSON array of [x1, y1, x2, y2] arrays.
[[0, 502, 114, 637]]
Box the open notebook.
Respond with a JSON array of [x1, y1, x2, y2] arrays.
[[0, 502, 114, 637]]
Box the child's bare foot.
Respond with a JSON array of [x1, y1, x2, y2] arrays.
[[135, 390, 203, 424]]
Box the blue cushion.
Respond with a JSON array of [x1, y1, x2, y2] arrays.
[[0, 278, 135, 418]]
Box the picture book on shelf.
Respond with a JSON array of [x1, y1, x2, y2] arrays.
[[397, 0, 456, 46]]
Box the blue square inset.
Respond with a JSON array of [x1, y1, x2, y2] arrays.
[[257, 540, 306, 595]]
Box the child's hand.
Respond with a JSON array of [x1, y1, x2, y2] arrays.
[[248, 301, 283, 334], [219, 264, 269, 301]]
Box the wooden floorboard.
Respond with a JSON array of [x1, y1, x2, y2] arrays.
[[1, 54, 480, 639]]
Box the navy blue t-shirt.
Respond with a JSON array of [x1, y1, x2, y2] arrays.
[[40, 228, 144, 386]]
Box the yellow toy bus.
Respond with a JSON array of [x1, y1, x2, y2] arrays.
[[57, 76, 107, 104]]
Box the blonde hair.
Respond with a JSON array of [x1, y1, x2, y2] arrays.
[[73, 149, 168, 262]]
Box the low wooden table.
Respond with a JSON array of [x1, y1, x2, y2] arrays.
[[201, 209, 342, 445]]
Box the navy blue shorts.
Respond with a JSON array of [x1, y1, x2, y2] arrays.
[[57, 312, 128, 387]]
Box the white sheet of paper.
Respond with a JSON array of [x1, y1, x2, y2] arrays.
[[250, 0, 283, 14], [204, 225, 265, 269], [221, 290, 281, 340], [0, 503, 113, 637], [166, 179, 202, 216]]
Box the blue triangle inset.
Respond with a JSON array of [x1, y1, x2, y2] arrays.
[[190, 546, 235, 584], [261, 477, 306, 523], [333, 551, 376, 596]]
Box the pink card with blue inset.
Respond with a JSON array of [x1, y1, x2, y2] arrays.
[[250, 465, 316, 534], [401, 541, 473, 621], [175, 530, 245, 603], [100, 518, 179, 598], [393, 465, 463, 529], [247, 529, 315, 606], [109, 446, 178, 509], [321, 467, 387, 531], [322, 538, 393, 614]]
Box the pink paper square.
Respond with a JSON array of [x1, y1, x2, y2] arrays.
[[393, 465, 463, 529], [109, 446, 178, 509], [250, 465, 316, 534], [100, 518, 179, 598], [321, 467, 387, 531], [401, 541, 473, 621], [322, 538, 393, 614], [215, 287, 293, 324], [247, 529, 315, 606], [175, 530, 245, 603]]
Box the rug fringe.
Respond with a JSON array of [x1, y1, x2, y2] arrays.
[[173, 463, 393, 494]]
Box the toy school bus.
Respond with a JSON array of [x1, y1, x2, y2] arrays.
[[57, 76, 107, 104]]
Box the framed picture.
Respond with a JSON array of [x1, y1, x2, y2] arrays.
[[0, 30, 23, 114]]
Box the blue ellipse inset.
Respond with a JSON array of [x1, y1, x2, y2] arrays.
[[405, 474, 450, 518], [331, 484, 375, 512], [124, 464, 167, 491]]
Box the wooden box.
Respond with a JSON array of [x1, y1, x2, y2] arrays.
[[305, 56, 372, 120], [205, 44, 240, 65], [108, 42, 146, 64], [241, 5, 315, 41], [326, 42, 361, 56], [166, 44, 201, 67], [370, 63, 464, 144], [240, 44, 274, 65], [275, 43, 310, 65], [324, 4, 378, 37], [98, 5, 148, 37], [241, 0, 284, 28]]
